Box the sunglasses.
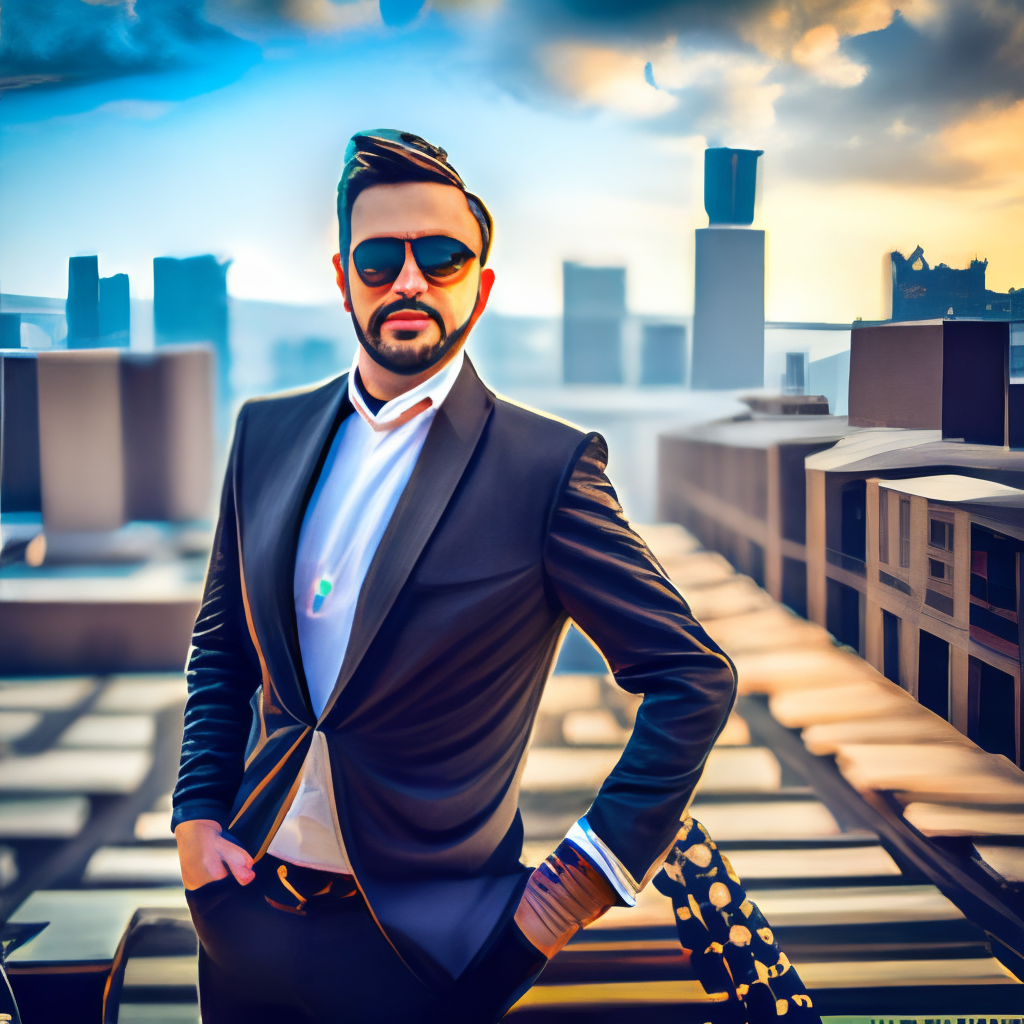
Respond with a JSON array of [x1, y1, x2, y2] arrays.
[[352, 235, 477, 289]]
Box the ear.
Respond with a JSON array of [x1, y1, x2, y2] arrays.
[[332, 253, 351, 313], [466, 267, 495, 335]]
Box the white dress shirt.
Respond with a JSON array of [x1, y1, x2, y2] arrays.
[[268, 347, 643, 904], [267, 349, 464, 873]]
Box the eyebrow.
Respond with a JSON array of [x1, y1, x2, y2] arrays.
[[354, 230, 473, 242]]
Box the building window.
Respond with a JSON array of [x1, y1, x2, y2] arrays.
[[879, 489, 889, 564], [969, 524, 1021, 659], [882, 610, 900, 685], [919, 630, 950, 721], [930, 518, 954, 551], [899, 498, 911, 568], [929, 558, 948, 580]]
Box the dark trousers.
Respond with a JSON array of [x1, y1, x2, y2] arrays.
[[187, 857, 547, 1024]]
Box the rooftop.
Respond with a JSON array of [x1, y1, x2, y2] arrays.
[[879, 474, 1024, 505], [804, 428, 1024, 475], [664, 413, 855, 451]]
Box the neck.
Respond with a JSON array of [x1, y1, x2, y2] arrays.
[[355, 344, 463, 402]]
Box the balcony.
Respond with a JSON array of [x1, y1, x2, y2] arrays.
[[826, 548, 866, 577]]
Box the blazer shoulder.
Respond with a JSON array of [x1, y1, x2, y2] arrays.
[[489, 392, 590, 449], [241, 372, 348, 420], [234, 373, 347, 437]]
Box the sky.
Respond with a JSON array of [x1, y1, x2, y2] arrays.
[[1, 0, 1023, 322]]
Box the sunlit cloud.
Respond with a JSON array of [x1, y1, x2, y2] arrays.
[[652, 44, 783, 135], [540, 42, 678, 118], [281, 0, 380, 32], [886, 117, 914, 137], [790, 25, 867, 86], [936, 96, 1024, 192]]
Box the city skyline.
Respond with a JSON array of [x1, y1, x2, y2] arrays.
[[1, 0, 1023, 323]]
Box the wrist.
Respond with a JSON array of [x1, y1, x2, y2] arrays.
[[174, 819, 222, 837], [515, 842, 617, 958]]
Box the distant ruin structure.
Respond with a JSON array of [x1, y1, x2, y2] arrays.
[[889, 246, 1024, 321]]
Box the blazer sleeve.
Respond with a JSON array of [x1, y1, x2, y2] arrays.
[[171, 406, 263, 832], [542, 433, 737, 892]]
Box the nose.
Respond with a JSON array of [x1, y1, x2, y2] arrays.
[[392, 243, 428, 298]]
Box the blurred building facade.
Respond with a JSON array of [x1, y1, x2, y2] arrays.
[[154, 255, 230, 426], [562, 262, 626, 384], [640, 323, 687, 386], [66, 256, 130, 349], [660, 316, 1024, 765], [0, 346, 215, 672], [658, 408, 853, 615], [864, 475, 1024, 763]]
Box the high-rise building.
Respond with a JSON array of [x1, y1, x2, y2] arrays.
[[562, 262, 625, 384], [691, 148, 765, 390], [0, 352, 42, 516], [66, 255, 100, 348], [99, 273, 130, 348], [153, 255, 231, 420], [640, 323, 687, 386], [0, 314, 21, 349], [66, 257, 131, 348], [784, 352, 806, 394]]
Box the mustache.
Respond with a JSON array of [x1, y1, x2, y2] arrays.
[[366, 298, 446, 339]]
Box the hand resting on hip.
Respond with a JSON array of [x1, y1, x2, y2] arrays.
[[514, 840, 618, 959]]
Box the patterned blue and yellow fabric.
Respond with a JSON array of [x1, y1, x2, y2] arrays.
[[654, 818, 822, 1023]]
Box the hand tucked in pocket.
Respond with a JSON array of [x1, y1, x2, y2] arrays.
[[175, 819, 255, 890], [514, 840, 618, 959]]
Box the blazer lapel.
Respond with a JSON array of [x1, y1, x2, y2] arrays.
[[317, 358, 494, 723], [244, 374, 353, 723]]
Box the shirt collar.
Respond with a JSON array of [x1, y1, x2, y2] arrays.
[[347, 347, 465, 430]]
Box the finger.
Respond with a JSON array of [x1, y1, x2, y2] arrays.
[[220, 843, 256, 885]]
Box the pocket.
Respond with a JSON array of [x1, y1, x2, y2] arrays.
[[455, 915, 549, 1021], [185, 874, 237, 916]]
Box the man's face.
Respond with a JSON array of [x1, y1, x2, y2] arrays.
[[342, 181, 485, 375]]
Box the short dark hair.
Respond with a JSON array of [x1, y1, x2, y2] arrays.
[[337, 129, 493, 268]]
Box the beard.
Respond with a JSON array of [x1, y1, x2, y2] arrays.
[[351, 296, 475, 376]]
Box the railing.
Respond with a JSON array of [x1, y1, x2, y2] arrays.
[[879, 570, 911, 596], [826, 548, 866, 577]]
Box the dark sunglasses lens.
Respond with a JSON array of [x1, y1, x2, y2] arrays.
[[411, 236, 475, 279], [353, 238, 406, 287]]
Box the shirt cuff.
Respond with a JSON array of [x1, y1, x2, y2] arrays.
[[564, 817, 638, 907]]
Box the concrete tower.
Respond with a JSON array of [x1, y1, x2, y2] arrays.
[[690, 148, 765, 390]]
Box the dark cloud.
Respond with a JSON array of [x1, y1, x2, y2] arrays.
[[503, 0, 766, 40], [5, 0, 1024, 189], [0, 0, 250, 92], [458, 0, 1024, 186], [772, 6, 1024, 184]]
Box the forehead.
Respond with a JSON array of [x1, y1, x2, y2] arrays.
[[350, 181, 482, 251]]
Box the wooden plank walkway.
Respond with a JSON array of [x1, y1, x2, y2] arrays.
[[2, 524, 1023, 1020]]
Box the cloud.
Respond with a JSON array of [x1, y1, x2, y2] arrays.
[[789, 24, 867, 86], [936, 96, 1024, 192], [6, 0, 1024, 197], [204, 0, 381, 37], [0, 0, 248, 91], [540, 41, 678, 118], [770, 3, 1024, 185], [427, 0, 1024, 190]]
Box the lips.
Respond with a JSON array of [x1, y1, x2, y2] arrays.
[[384, 312, 432, 330]]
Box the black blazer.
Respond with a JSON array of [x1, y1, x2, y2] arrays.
[[172, 357, 736, 983]]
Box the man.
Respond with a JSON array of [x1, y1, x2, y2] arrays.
[[173, 129, 737, 1023]]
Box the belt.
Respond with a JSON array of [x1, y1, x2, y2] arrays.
[[258, 854, 359, 916]]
